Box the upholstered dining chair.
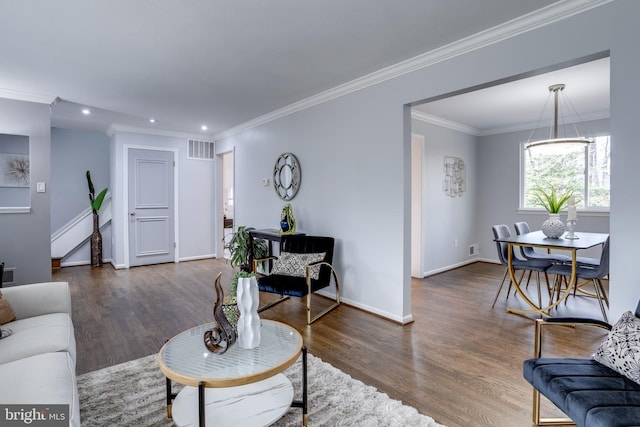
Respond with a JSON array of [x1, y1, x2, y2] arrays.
[[514, 222, 571, 263], [547, 236, 610, 322], [492, 225, 553, 309], [253, 235, 341, 324]]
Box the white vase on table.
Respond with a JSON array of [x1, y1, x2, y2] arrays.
[[541, 213, 564, 239], [237, 276, 261, 349]]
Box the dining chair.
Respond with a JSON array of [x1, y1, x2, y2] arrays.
[[547, 237, 610, 322], [514, 222, 571, 263], [492, 225, 553, 309]]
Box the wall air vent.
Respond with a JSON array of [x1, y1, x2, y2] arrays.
[[2, 267, 15, 286], [469, 244, 479, 257], [188, 140, 215, 160]]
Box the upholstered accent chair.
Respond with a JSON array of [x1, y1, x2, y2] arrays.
[[253, 235, 341, 324], [524, 299, 640, 426]]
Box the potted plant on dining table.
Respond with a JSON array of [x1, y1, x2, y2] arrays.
[[532, 185, 574, 239]]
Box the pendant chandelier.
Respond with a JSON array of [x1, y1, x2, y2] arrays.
[[524, 83, 593, 149]]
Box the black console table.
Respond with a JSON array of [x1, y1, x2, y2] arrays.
[[248, 229, 305, 271]]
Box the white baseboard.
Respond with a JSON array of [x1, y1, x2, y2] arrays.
[[60, 258, 114, 268], [315, 289, 413, 324], [179, 254, 216, 262], [422, 257, 500, 277]]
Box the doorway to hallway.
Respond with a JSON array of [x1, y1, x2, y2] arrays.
[[218, 151, 234, 259]]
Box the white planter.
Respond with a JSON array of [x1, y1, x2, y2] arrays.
[[542, 213, 564, 239], [237, 276, 261, 349]]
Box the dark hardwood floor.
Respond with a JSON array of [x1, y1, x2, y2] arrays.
[[53, 259, 609, 427]]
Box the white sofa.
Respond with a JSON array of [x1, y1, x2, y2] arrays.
[[0, 282, 80, 427]]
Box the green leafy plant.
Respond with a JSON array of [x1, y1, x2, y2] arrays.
[[86, 170, 108, 214], [532, 185, 574, 213], [281, 204, 296, 234], [227, 226, 268, 271], [229, 270, 256, 299]]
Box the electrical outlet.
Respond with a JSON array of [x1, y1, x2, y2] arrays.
[[454, 239, 458, 248]]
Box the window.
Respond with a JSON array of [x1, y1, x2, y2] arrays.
[[522, 135, 610, 210]]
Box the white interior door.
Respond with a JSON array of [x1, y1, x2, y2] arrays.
[[128, 148, 175, 267]]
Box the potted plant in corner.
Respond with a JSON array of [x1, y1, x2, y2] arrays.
[[227, 226, 268, 272], [532, 185, 573, 239], [86, 171, 108, 267]]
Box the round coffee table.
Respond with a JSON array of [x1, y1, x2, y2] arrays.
[[159, 320, 307, 427]]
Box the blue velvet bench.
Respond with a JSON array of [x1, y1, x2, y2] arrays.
[[523, 309, 640, 427]]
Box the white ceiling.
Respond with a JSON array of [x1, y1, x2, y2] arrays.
[[413, 56, 610, 136], [0, 0, 608, 138]]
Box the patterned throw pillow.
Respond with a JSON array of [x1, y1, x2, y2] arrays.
[[0, 292, 16, 325], [593, 311, 640, 385], [271, 252, 326, 280]]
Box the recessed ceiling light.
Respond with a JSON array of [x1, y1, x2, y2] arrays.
[[149, 118, 156, 123], [201, 125, 208, 131], [82, 109, 91, 115]]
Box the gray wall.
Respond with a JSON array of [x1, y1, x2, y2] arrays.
[[51, 127, 111, 265], [0, 98, 52, 285], [412, 119, 477, 276], [216, 2, 639, 322], [51, 127, 110, 231]]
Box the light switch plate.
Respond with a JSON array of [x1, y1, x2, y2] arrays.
[[36, 182, 46, 193]]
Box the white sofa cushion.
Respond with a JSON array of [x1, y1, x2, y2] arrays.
[[0, 312, 76, 365], [1, 282, 71, 320], [0, 352, 80, 427]]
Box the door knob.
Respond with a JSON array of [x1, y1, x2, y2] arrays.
[[129, 212, 135, 216]]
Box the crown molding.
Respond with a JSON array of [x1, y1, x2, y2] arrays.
[[215, 0, 612, 141], [0, 88, 57, 105], [411, 110, 479, 136]]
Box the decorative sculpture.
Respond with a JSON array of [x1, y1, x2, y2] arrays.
[[203, 273, 237, 354]]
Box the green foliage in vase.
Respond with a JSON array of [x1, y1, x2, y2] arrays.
[[230, 270, 256, 299], [227, 226, 268, 271], [281, 204, 296, 234], [86, 170, 108, 215], [532, 185, 574, 214]]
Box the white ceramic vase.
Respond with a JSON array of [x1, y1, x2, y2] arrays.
[[236, 276, 261, 349], [541, 213, 564, 239]]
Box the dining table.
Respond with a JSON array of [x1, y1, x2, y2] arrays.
[[494, 230, 609, 317]]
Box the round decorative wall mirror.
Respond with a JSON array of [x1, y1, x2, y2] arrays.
[[273, 153, 301, 201]]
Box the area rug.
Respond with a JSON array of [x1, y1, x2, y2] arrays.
[[78, 353, 445, 427]]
